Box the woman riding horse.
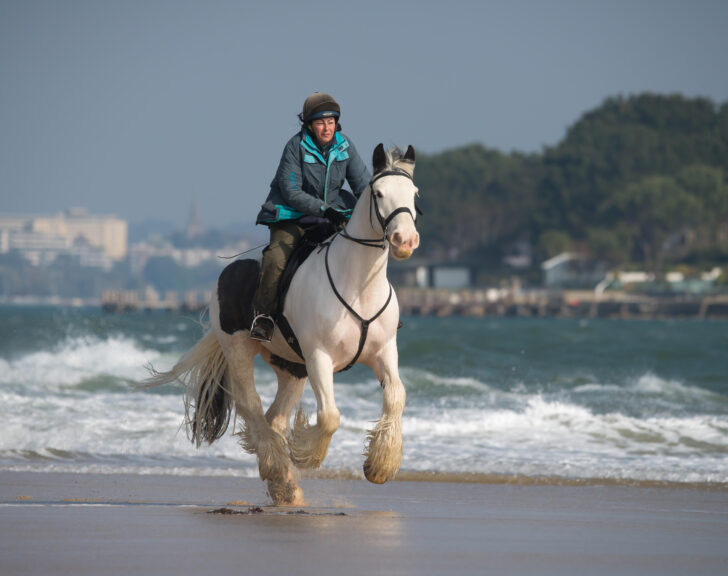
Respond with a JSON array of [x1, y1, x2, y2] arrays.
[[250, 92, 371, 342], [147, 141, 420, 505]]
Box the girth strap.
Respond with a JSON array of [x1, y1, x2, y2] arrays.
[[324, 241, 393, 372], [275, 313, 305, 362]]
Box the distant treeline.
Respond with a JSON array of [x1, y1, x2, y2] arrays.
[[416, 93, 728, 273]]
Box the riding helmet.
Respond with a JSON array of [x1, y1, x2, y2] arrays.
[[301, 92, 341, 123]]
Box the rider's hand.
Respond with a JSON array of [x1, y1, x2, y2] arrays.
[[324, 208, 347, 228]]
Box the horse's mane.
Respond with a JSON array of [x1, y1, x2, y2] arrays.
[[383, 146, 415, 177]]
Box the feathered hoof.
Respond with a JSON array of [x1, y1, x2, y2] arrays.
[[363, 420, 402, 484], [267, 479, 305, 506], [363, 459, 398, 485], [287, 407, 333, 469], [288, 447, 326, 470], [252, 432, 290, 483]]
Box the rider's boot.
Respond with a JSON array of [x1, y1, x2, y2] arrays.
[[250, 313, 275, 342], [250, 222, 303, 343]]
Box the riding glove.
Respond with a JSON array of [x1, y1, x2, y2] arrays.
[[323, 208, 348, 228]]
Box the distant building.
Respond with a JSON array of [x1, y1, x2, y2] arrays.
[[541, 252, 608, 289], [128, 238, 250, 275], [389, 259, 474, 289], [0, 208, 128, 269]]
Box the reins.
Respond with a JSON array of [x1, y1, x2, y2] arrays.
[[320, 168, 418, 371]]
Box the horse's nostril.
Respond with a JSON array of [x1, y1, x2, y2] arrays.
[[392, 232, 403, 246]]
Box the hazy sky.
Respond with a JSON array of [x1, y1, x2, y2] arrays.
[[1, 0, 727, 228]]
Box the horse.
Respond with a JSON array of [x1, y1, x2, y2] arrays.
[[147, 143, 420, 505]]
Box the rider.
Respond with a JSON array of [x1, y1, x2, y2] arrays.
[[250, 92, 371, 342]]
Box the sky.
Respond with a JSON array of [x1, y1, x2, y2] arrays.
[[1, 0, 727, 229]]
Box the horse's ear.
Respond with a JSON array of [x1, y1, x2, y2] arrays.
[[404, 145, 415, 163], [372, 143, 387, 173]]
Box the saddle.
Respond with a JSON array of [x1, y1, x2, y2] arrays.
[[272, 220, 337, 361], [215, 220, 335, 377]]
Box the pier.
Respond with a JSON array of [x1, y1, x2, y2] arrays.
[[395, 288, 728, 320], [101, 288, 212, 313], [101, 286, 728, 320]]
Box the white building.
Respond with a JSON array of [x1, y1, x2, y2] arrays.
[[0, 208, 127, 270]]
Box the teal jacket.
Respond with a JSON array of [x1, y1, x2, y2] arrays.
[[256, 130, 371, 224]]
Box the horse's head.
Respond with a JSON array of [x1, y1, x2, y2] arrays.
[[370, 144, 420, 260]]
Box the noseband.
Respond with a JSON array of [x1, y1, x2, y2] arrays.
[[339, 167, 422, 250], [369, 168, 419, 236]]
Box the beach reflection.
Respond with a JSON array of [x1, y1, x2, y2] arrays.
[[291, 509, 404, 550], [221, 507, 406, 560]]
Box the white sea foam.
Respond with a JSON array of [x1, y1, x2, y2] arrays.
[[321, 384, 728, 484], [0, 334, 161, 391], [1, 334, 726, 484]]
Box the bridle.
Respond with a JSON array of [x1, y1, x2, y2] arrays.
[[320, 167, 421, 372], [369, 167, 420, 236], [339, 167, 421, 250]]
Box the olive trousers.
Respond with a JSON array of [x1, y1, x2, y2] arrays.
[[252, 221, 305, 315]]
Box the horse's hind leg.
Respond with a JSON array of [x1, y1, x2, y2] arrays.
[[211, 313, 302, 504], [364, 340, 405, 484], [259, 351, 307, 503], [261, 352, 307, 437]]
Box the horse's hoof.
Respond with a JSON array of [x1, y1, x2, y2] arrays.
[[278, 485, 305, 506], [287, 486, 305, 506], [363, 462, 391, 485], [268, 481, 305, 506]]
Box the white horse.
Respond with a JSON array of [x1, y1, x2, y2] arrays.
[[148, 144, 420, 505]]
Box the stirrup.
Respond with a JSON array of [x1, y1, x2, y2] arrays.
[[249, 313, 275, 342]]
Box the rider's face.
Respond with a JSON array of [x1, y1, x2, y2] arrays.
[[310, 117, 336, 146]]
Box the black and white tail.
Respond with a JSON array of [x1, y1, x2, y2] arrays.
[[146, 331, 232, 446]]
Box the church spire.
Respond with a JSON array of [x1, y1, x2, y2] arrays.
[[186, 198, 203, 240]]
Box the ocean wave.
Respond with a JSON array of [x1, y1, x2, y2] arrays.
[[572, 372, 720, 399], [1, 315, 726, 485], [0, 334, 165, 391], [3, 387, 727, 484], [401, 395, 728, 450], [400, 368, 494, 393]]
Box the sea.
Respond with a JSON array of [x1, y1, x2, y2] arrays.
[[1, 305, 727, 486]]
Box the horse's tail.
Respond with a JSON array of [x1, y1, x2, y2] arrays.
[[146, 331, 232, 447]]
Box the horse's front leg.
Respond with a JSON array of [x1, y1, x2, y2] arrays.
[[288, 350, 339, 469], [364, 339, 406, 484]]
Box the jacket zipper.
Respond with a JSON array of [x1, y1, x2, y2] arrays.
[[301, 133, 349, 206]]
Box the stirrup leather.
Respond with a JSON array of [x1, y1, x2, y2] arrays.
[[249, 313, 275, 342]]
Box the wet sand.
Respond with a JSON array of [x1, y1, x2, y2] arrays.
[[1, 471, 727, 576]]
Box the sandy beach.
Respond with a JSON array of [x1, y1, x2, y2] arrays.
[[1, 471, 726, 576]]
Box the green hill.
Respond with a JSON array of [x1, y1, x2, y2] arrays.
[[416, 93, 728, 274]]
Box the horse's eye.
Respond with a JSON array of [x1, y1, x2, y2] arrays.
[[375, 191, 384, 198]]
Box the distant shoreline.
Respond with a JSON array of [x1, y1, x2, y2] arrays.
[[2, 289, 728, 320], [396, 287, 728, 320]]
